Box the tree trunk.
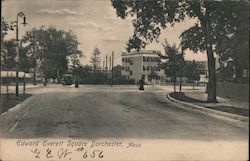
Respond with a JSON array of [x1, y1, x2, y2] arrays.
[[206, 49, 217, 102], [173, 71, 176, 92], [204, 7, 217, 103], [6, 69, 9, 99], [179, 59, 183, 92], [33, 68, 36, 85]]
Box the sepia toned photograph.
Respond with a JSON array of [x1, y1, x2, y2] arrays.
[[1, 0, 249, 160]]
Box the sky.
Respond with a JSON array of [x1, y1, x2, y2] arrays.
[[2, 0, 207, 65]]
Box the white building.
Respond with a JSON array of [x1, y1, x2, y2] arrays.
[[121, 50, 165, 83]]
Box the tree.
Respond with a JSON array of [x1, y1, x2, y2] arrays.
[[183, 60, 200, 89], [161, 41, 183, 92], [78, 65, 93, 83], [1, 39, 35, 71], [24, 26, 83, 83], [111, 0, 248, 102], [113, 65, 122, 78], [215, 1, 249, 83], [90, 48, 101, 75], [70, 50, 83, 78], [1, 16, 10, 43], [148, 70, 159, 83], [1, 40, 17, 70], [216, 31, 249, 83]]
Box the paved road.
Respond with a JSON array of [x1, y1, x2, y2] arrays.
[[0, 85, 248, 140]]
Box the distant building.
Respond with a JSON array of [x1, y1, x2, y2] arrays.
[[1, 71, 33, 84], [121, 50, 165, 83], [185, 60, 208, 73], [183, 60, 209, 84], [218, 57, 249, 82]]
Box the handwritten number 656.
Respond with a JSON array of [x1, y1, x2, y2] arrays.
[[82, 150, 103, 159]]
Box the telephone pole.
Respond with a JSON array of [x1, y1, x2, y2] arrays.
[[109, 56, 111, 76], [103, 60, 105, 73], [111, 51, 114, 87], [105, 54, 108, 83]]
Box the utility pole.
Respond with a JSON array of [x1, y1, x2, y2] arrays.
[[109, 55, 111, 76], [20, 40, 26, 94], [111, 51, 114, 87], [103, 60, 105, 73], [14, 12, 27, 96], [105, 54, 108, 83], [15, 20, 19, 97]]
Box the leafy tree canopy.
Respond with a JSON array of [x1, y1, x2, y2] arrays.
[[90, 47, 101, 74], [24, 26, 83, 77]]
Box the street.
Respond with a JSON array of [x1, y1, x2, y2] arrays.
[[0, 85, 248, 140]]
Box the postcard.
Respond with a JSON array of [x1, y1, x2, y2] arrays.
[[1, 0, 249, 160]]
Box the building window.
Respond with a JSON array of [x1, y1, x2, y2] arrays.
[[143, 57, 146, 62], [130, 71, 133, 75], [151, 66, 155, 71]]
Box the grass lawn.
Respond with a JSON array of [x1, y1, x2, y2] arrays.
[[170, 92, 249, 117], [0, 93, 32, 115]]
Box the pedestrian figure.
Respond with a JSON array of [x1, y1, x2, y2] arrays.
[[138, 76, 144, 90], [75, 79, 79, 88], [43, 78, 47, 86]]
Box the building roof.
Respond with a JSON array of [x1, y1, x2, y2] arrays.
[[1, 71, 32, 78], [122, 50, 161, 56]]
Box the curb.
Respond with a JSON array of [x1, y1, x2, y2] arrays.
[[167, 93, 249, 123]]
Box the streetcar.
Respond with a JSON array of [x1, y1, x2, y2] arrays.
[[61, 74, 74, 85]]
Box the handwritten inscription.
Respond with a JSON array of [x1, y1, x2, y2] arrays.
[[30, 148, 104, 160]]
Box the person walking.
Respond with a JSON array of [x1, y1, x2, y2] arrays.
[[138, 76, 145, 90]]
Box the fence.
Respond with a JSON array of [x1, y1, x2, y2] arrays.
[[216, 83, 249, 101]]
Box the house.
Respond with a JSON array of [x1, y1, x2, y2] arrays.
[[121, 50, 165, 84]]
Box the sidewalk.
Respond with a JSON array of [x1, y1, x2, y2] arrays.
[[169, 88, 249, 118]]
